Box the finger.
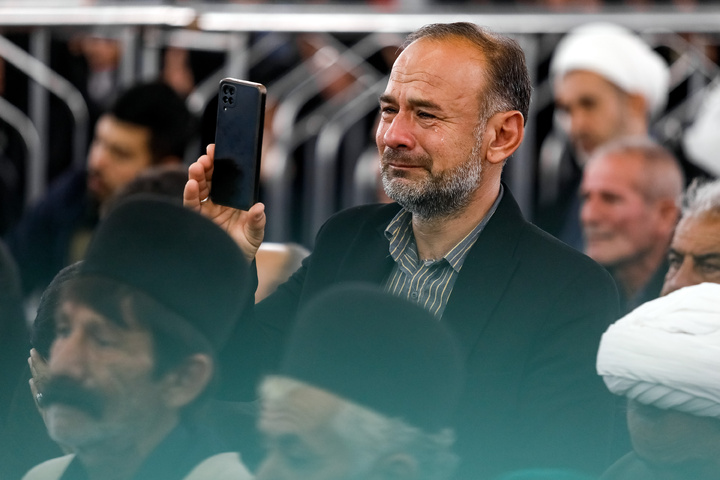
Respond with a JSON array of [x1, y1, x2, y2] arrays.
[[183, 177, 202, 211]]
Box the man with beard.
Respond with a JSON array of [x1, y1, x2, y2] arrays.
[[186, 22, 619, 479], [21, 197, 253, 480], [5, 81, 193, 298]]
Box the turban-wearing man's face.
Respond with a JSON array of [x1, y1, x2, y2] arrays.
[[627, 400, 720, 478], [554, 70, 636, 162]]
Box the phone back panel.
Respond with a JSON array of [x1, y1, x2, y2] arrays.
[[211, 78, 267, 211]]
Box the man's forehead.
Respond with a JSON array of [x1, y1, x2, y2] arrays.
[[57, 298, 137, 331], [674, 214, 720, 250], [389, 37, 485, 91]]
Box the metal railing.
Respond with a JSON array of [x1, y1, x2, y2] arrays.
[[1, 3, 719, 244]]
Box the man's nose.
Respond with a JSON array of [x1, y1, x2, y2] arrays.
[[49, 334, 89, 380], [662, 260, 697, 296], [380, 113, 416, 151]]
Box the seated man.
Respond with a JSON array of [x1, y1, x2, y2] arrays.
[[255, 283, 464, 480], [597, 282, 720, 479], [539, 22, 670, 248], [580, 136, 684, 314], [6, 81, 193, 297], [22, 197, 252, 480], [661, 178, 720, 295]]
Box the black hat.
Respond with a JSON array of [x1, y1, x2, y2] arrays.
[[278, 283, 464, 432], [79, 196, 249, 350]]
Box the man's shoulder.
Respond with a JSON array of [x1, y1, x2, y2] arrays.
[[315, 202, 401, 240], [326, 202, 401, 224], [183, 452, 253, 480], [21, 454, 75, 480]]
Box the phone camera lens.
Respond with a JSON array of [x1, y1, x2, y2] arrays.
[[229, 87, 236, 95], [228, 97, 234, 105], [223, 85, 230, 94]]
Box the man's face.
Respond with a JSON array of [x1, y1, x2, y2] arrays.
[[661, 213, 720, 295], [554, 70, 633, 161], [580, 153, 666, 268], [256, 384, 362, 480], [627, 400, 720, 477], [43, 300, 171, 451], [376, 37, 486, 220], [87, 114, 153, 204]]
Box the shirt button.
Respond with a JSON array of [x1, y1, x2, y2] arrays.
[[411, 292, 418, 298]]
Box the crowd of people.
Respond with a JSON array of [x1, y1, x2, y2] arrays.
[[1, 17, 720, 480]]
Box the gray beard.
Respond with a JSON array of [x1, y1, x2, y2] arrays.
[[380, 134, 484, 221]]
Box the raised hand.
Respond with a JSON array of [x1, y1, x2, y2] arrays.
[[184, 144, 266, 262]]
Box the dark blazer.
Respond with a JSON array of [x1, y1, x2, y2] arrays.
[[224, 188, 621, 480]]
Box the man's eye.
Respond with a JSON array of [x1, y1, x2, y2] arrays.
[[698, 262, 720, 275], [417, 111, 435, 119], [380, 106, 397, 115]]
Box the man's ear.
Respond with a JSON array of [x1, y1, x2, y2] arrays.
[[160, 353, 214, 409], [628, 92, 649, 121], [655, 197, 681, 233], [484, 110, 524, 166], [369, 453, 419, 480]]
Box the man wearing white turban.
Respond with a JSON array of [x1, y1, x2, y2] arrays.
[[538, 23, 671, 249], [597, 282, 720, 479]]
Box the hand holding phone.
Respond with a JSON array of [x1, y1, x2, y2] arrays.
[[211, 78, 267, 211]]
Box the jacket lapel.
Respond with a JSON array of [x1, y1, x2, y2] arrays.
[[442, 189, 525, 359]]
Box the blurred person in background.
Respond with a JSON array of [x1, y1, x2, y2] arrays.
[[255, 283, 463, 480], [580, 136, 684, 314], [538, 22, 670, 249], [5, 81, 194, 299], [21, 197, 252, 480]]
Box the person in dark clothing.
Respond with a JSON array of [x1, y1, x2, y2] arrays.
[[579, 136, 684, 315], [21, 197, 252, 480], [186, 22, 620, 479], [5, 81, 194, 298]]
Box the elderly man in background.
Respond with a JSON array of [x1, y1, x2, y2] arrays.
[[255, 283, 463, 480], [580, 136, 684, 314], [597, 282, 720, 479], [22, 197, 253, 480], [538, 22, 670, 248], [661, 178, 720, 295]]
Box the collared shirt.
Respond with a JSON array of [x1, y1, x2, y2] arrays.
[[384, 186, 504, 318]]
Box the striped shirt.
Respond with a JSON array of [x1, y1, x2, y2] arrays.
[[383, 187, 504, 318]]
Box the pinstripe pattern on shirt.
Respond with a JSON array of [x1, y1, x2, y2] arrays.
[[383, 187, 504, 318]]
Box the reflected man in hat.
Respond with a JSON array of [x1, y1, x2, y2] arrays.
[[255, 284, 463, 480], [22, 197, 252, 480]]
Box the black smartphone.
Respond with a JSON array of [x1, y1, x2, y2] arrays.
[[211, 78, 267, 211]]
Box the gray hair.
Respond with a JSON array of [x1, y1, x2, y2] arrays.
[[680, 177, 720, 219], [260, 376, 458, 480], [589, 135, 685, 202]]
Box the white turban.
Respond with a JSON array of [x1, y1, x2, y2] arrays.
[[550, 22, 670, 117], [597, 283, 720, 418]]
